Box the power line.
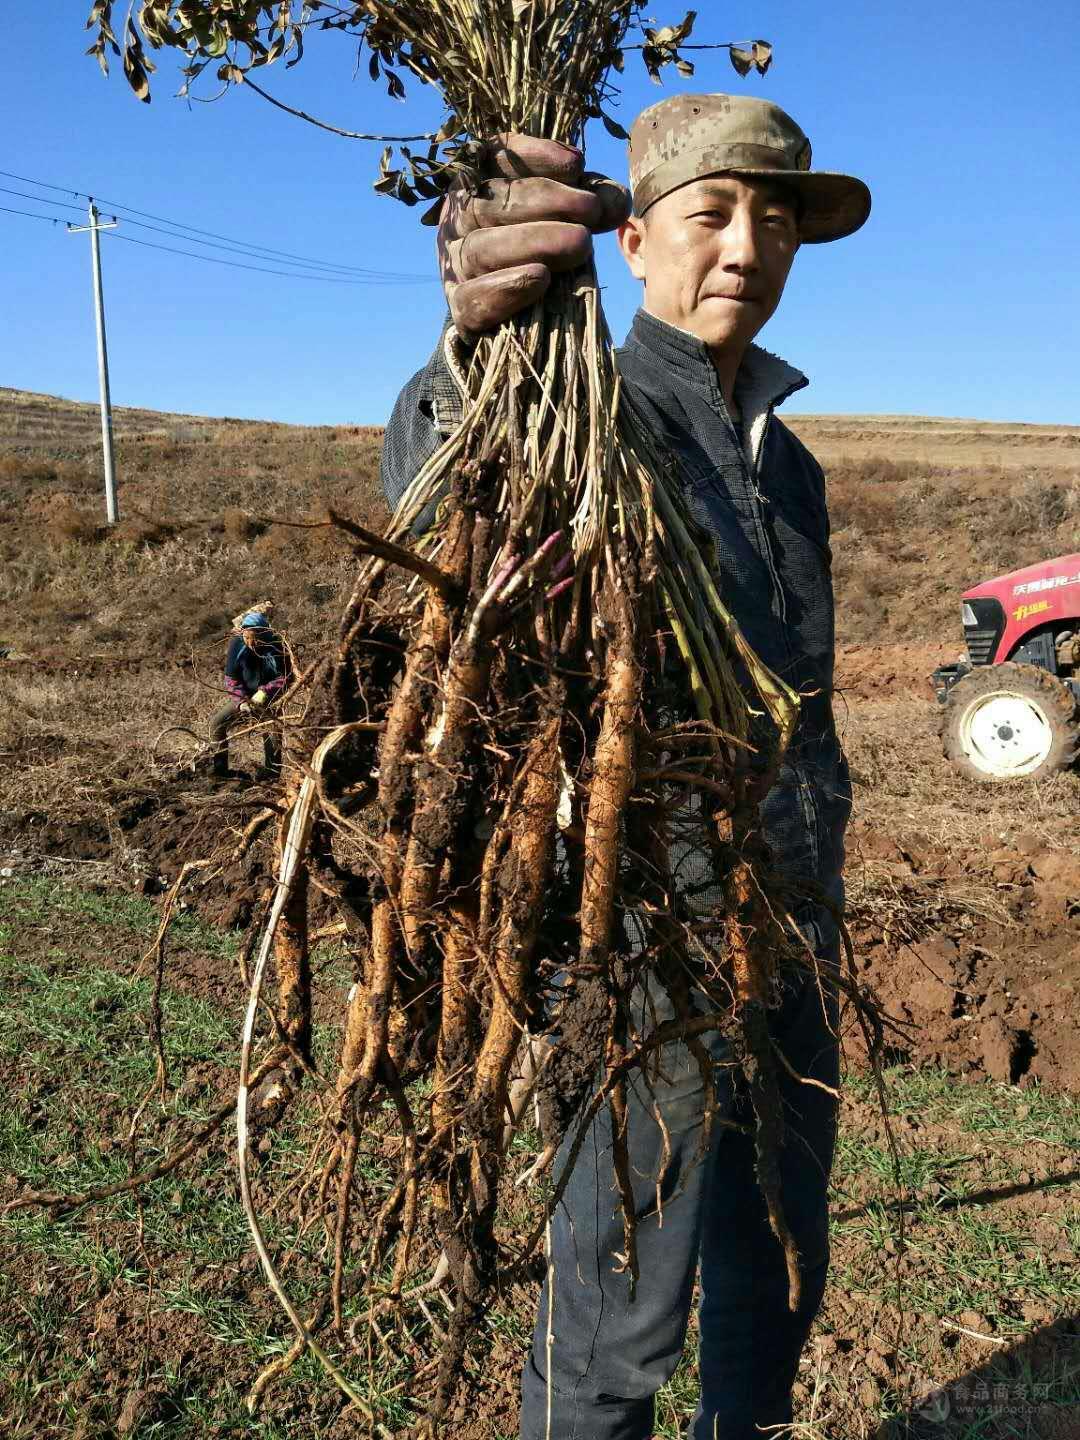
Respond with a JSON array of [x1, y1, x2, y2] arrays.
[[0, 184, 86, 216], [111, 212, 427, 280], [0, 202, 73, 225], [1, 165, 425, 275], [0, 166, 433, 280], [110, 204, 430, 280], [2, 199, 435, 285], [101, 226, 434, 285]]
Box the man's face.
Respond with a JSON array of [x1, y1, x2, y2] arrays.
[[617, 175, 800, 357]]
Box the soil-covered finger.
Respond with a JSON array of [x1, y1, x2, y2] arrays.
[[450, 263, 551, 336], [460, 176, 604, 233], [482, 133, 585, 183], [582, 173, 633, 232], [452, 221, 592, 282]]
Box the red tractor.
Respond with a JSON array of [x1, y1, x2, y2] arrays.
[[934, 553, 1080, 781]]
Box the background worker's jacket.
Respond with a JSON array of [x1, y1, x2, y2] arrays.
[[381, 308, 850, 944], [223, 631, 290, 703]]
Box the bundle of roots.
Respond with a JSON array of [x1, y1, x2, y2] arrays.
[[230, 4, 874, 1425], [49, 1, 895, 1432]]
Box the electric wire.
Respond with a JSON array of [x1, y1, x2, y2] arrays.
[[102, 226, 433, 285], [0, 167, 436, 282], [0, 185, 86, 216], [2, 200, 432, 285], [0, 203, 76, 225], [114, 214, 429, 279], [0, 165, 427, 276], [1, 202, 431, 285]]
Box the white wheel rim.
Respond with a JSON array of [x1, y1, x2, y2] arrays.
[[959, 691, 1054, 777]]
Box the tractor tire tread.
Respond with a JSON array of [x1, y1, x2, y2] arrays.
[[941, 662, 1079, 782]]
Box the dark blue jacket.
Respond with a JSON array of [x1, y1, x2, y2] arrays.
[[224, 632, 289, 701], [380, 309, 850, 944]]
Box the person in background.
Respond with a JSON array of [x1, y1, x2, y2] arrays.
[[208, 605, 290, 778]]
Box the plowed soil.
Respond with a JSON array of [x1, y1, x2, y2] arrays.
[[5, 640, 1077, 1090]]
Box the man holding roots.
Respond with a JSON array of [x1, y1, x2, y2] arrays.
[[382, 94, 871, 1440]]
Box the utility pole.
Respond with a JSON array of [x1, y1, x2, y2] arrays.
[[68, 200, 119, 524]]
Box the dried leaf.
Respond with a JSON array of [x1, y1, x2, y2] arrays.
[[752, 39, 773, 75], [729, 45, 753, 77], [86, 38, 110, 77], [676, 10, 698, 43], [642, 44, 664, 83], [124, 50, 151, 100], [208, 24, 231, 59], [419, 195, 445, 227], [123, 18, 153, 102]]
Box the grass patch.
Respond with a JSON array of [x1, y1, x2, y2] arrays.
[[1, 878, 1077, 1438], [0, 872, 237, 960], [842, 1064, 1080, 1151]]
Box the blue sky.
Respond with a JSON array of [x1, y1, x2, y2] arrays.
[[2, 2, 1078, 426]]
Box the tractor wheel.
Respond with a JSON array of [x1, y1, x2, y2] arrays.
[[941, 662, 1079, 782]]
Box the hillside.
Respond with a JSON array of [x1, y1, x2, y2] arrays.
[[3, 385, 1078, 660], [788, 411, 1080, 472]]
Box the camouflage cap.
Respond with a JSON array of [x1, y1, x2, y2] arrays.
[[629, 93, 871, 243]]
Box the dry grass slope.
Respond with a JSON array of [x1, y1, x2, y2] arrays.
[[4, 388, 1078, 659], [2, 386, 1078, 811]]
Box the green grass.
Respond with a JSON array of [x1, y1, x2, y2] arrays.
[[0, 876, 350, 1435], [1, 875, 1078, 1438], [842, 1062, 1080, 1152], [1, 872, 238, 960]]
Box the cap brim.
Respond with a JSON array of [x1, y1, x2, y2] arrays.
[[721, 168, 872, 243]]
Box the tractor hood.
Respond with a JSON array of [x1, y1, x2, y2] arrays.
[[961, 553, 1080, 666], [964, 554, 1080, 606]]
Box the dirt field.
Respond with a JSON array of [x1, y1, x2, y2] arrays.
[[1, 387, 1078, 1437]]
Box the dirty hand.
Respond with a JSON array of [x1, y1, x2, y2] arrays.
[[438, 133, 631, 340]]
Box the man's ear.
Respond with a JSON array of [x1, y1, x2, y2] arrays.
[[617, 216, 647, 281]]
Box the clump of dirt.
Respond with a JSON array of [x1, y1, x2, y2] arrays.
[[836, 642, 950, 702], [0, 766, 276, 931], [845, 819, 1080, 1089]]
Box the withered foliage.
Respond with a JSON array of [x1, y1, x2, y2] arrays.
[[86, 2, 770, 209]]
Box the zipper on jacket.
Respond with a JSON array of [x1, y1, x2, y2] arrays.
[[716, 385, 790, 633]]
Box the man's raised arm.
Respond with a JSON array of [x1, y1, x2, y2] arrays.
[[379, 134, 630, 515]]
